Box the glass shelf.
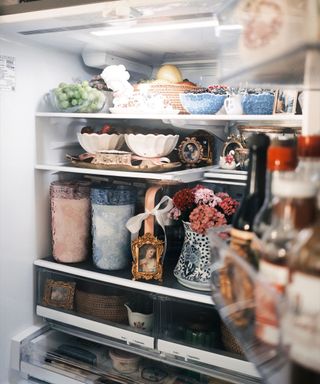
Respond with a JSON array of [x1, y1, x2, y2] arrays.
[[34, 258, 213, 305]]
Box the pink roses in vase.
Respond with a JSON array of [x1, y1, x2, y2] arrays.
[[169, 185, 239, 235]]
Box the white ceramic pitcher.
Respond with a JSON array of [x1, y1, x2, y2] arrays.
[[224, 95, 243, 115]]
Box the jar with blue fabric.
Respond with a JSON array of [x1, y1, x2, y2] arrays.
[[91, 184, 136, 270]]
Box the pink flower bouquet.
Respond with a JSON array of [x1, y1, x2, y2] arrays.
[[169, 185, 239, 235]]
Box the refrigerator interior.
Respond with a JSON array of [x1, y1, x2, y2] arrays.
[[0, 0, 310, 383]]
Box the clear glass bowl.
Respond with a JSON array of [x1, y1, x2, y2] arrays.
[[47, 88, 106, 113]]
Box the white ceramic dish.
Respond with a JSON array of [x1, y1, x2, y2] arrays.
[[77, 132, 124, 154], [124, 133, 179, 158], [109, 349, 140, 373]]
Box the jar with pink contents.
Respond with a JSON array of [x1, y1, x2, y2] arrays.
[[50, 180, 91, 263]]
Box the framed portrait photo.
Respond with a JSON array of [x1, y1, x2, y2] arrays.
[[42, 279, 76, 310], [178, 137, 203, 166], [131, 233, 164, 282], [190, 130, 214, 165], [273, 89, 298, 114], [221, 134, 246, 157]]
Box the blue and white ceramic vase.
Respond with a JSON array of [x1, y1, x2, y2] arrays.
[[174, 221, 211, 291], [91, 184, 136, 270]]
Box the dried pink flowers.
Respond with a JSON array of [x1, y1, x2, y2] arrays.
[[169, 185, 239, 234]]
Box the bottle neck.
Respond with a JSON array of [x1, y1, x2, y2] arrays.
[[232, 145, 268, 233], [245, 148, 267, 198], [263, 170, 272, 203]]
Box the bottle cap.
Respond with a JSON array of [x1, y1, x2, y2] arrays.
[[272, 176, 317, 198], [247, 133, 270, 150], [267, 145, 297, 171], [298, 135, 320, 158]]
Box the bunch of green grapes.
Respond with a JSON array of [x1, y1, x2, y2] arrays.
[[53, 81, 105, 112]]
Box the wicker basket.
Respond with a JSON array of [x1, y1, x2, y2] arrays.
[[221, 322, 245, 356], [133, 83, 199, 114], [75, 290, 128, 324]]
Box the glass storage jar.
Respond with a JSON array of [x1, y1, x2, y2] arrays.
[[50, 180, 91, 263], [91, 184, 136, 270]]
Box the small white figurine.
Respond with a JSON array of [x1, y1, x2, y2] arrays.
[[219, 151, 236, 170], [100, 65, 134, 107]]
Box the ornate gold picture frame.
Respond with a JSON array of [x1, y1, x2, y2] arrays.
[[42, 279, 76, 310], [221, 134, 246, 157], [131, 233, 164, 282], [178, 137, 204, 165]]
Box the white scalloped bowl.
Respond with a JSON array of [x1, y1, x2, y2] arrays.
[[77, 133, 124, 154], [124, 134, 179, 158]]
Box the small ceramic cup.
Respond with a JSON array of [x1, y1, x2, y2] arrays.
[[124, 304, 153, 332], [224, 95, 243, 115]]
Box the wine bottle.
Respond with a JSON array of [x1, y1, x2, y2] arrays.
[[230, 133, 270, 267]]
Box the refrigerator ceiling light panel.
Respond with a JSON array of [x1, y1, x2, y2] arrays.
[[90, 18, 220, 36]]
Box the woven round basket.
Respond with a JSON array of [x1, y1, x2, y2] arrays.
[[75, 290, 128, 324], [134, 83, 199, 114], [221, 322, 245, 356]]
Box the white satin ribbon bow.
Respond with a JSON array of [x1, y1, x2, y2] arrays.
[[126, 196, 173, 257]]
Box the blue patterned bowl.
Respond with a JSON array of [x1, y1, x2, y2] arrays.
[[179, 93, 226, 115], [242, 93, 275, 115]]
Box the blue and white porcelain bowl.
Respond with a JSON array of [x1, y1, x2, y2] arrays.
[[179, 93, 226, 115], [242, 92, 275, 115]]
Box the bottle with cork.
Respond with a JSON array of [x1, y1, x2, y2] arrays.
[[253, 136, 298, 239]]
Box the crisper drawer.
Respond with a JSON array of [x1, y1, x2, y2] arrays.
[[36, 267, 155, 349], [157, 298, 261, 383], [12, 325, 235, 384]]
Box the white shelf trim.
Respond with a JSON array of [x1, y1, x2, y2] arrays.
[[158, 340, 260, 378], [158, 339, 261, 378], [35, 111, 303, 123], [34, 164, 211, 183], [36, 306, 154, 349], [34, 259, 214, 305]]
